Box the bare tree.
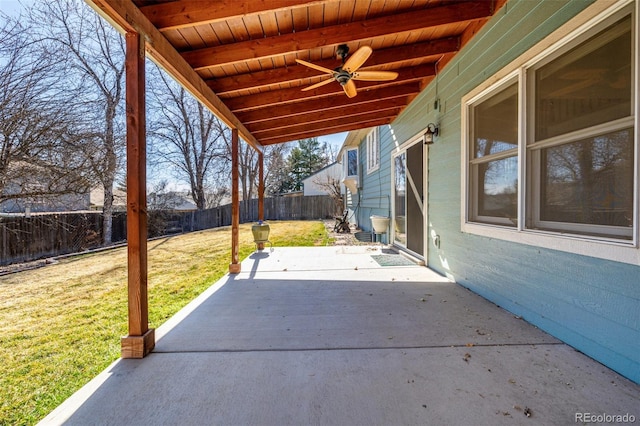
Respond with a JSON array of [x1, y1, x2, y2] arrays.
[[216, 137, 293, 201], [238, 141, 259, 201], [312, 175, 343, 215], [264, 143, 291, 196], [148, 70, 228, 210], [149, 63, 293, 206], [29, 0, 126, 244], [0, 11, 95, 210]]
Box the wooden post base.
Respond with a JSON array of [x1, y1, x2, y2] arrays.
[[121, 328, 155, 359], [229, 263, 241, 274]]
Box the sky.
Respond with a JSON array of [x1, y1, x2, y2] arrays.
[[319, 132, 348, 153], [0, 0, 24, 16]]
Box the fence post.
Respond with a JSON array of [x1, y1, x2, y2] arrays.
[[1, 221, 5, 263]]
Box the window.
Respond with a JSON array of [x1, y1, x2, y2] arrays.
[[462, 2, 637, 262], [528, 13, 634, 239], [469, 81, 519, 226], [366, 128, 379, 173], [346, 148, 358, 177]]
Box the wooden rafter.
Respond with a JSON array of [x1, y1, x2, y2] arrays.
[[225, 68, 433, 113], [259, 117, 395, 145], [235, 84, 422, 125], [252, 109, 402, 140], [180, 2, 492, 71], [89, 0, 504, 147], [208, 38, 459, 95], [141, 0, 342, 31], [246, 98, 408, 133]]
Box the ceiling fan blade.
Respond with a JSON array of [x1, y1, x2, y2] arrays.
[[295, 59, 335, 75], [301, 77, 336, 91], [352, 70, 399, 81], [343, 79, 357, 98], [343, 46, 372, 73]]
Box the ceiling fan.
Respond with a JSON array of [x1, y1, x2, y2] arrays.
[[295, 44, 399, 98]]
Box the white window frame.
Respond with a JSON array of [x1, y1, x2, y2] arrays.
[[345, 148, 359, 178], [461, 0, 639, 265], [366, 128, 380, 173], [467, 76, 520, 227]]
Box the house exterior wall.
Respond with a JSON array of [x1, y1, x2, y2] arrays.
[[349, 0, 639, 383], [346, 127, 393, 241], [302, 162, 342, 196]]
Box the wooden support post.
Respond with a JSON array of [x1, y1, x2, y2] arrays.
[[121, 31, 154, 359], [229, 128, 241, 274], [257, 151, 265, 250]]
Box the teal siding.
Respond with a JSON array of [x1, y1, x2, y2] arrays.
[[348, 128, 394, 242], [361, 0, 639, 383]]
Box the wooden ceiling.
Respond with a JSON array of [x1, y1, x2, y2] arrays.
[[87, 0, 506, 149]]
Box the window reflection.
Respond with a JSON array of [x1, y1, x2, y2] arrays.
[[540, 129, 633, 232], [470, 81, 518, 225], [476, 156, 518, 222], [535, 16, 631, 140], [473, 82, 518, 158], [347, 149, 358, 176]]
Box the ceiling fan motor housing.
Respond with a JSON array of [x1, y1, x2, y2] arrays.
[[336, 70, 351, 85]]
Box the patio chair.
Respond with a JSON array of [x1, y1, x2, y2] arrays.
[[334, 210, 350, 233]]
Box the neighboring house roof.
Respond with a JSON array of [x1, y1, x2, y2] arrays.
[[302, 162, 340, 181], [89, 187, 127, 210], [337, 128, 372, 161], [0, 161, 92, 213], [166, 193, 197, 211], [148, 191, 198, 211]]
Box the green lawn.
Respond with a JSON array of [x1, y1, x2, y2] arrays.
[[0, 221, 332, 425]]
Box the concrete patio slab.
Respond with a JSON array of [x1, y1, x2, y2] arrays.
[[40, 246, 639, 426]]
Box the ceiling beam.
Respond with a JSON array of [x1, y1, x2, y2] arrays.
[[140, 0, 340, 31], [181, 2, 492, 70], [236, 83, 422, 124], [253, 109, 400, 141], [247, 99, 407, 133], [208, 37, 459, 95], [84, 0, 262, 152], [225, 64, 435, 112], [248, 98, 407, 133], [259, 117, 394, 145]]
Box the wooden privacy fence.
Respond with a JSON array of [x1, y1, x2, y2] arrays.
[[1, 195, 335, 266], [0, 212, 103, 266], [156, 195, 336, 235]]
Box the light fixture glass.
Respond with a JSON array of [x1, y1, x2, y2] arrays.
[[424, 123, 439, 144]]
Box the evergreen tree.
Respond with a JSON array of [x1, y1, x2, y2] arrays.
[[278, 138, 329, 192]]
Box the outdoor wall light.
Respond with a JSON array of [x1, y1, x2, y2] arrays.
[[423, 123, 439, 144]]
